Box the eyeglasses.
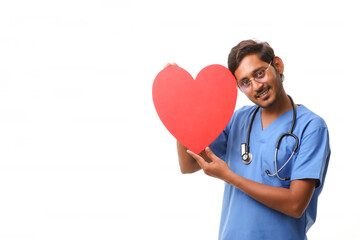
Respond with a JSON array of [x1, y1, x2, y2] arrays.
[[237, 61, 272, 93]]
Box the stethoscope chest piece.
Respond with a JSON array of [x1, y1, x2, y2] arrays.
[[241, 143, 253, 164], [242, 152, 253, 164]]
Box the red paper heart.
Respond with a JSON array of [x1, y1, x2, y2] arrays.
[[152, 65, 237, 154]]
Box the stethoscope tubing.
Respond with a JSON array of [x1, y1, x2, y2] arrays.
[[242, 95, 299, 181]]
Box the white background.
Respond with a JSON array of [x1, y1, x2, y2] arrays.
[[0, 0, 359, 239]]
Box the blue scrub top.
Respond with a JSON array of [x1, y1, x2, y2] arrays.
[[209, 105, 330, 240]]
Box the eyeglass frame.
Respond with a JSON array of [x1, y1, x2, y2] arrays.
[[237, 61, 273, 93]]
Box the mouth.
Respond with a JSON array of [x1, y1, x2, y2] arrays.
[[256, 87, 270, 99]]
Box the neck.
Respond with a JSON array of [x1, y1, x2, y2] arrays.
[[261, 90, 293, 117], [260, 91, 294, 130]]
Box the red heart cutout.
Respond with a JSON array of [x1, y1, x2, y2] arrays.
[[152, 65, 237, 154]]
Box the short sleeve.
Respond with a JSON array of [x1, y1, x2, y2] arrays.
[[291, 121, 331, 188], [209, 114, 235, 161]]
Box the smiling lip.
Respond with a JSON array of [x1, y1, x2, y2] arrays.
[[256, 87, 270, 99]]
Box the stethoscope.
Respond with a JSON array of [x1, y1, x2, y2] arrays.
[[241, 95, 299, 181]]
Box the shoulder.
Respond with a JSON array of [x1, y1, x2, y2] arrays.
[[223, 105, 257, 133], [229, 105, 257, 125], [296, 105, 328, 135], [233, 105, 258, 119]]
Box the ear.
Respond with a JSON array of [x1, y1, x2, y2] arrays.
[[273, 56, 284, 75]]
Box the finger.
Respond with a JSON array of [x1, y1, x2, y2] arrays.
[[164, 62, 178, 68], [205, 147, 219, 161], [187, 149, 208, 168]]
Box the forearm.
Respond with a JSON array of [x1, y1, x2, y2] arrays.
[[177, 141, 201, 173], [224, 171, 315, 218]]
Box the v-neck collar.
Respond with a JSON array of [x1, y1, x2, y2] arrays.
[[254, 105, 302, 134]]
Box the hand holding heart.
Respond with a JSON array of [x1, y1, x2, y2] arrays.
[[187, 147, 232, 181]]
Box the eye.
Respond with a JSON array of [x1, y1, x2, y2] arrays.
[[255, 70, 265, 79], [240, 79, 250, 86]]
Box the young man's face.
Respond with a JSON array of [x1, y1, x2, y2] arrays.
[[234, 53, 284, 109]]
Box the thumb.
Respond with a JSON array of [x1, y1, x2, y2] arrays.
[[205, 147, 218, 160]]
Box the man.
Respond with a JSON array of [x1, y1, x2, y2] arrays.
[[177, 40, 330, 239]]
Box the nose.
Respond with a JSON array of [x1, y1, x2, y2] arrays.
[[251, 79, 264, 92]]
